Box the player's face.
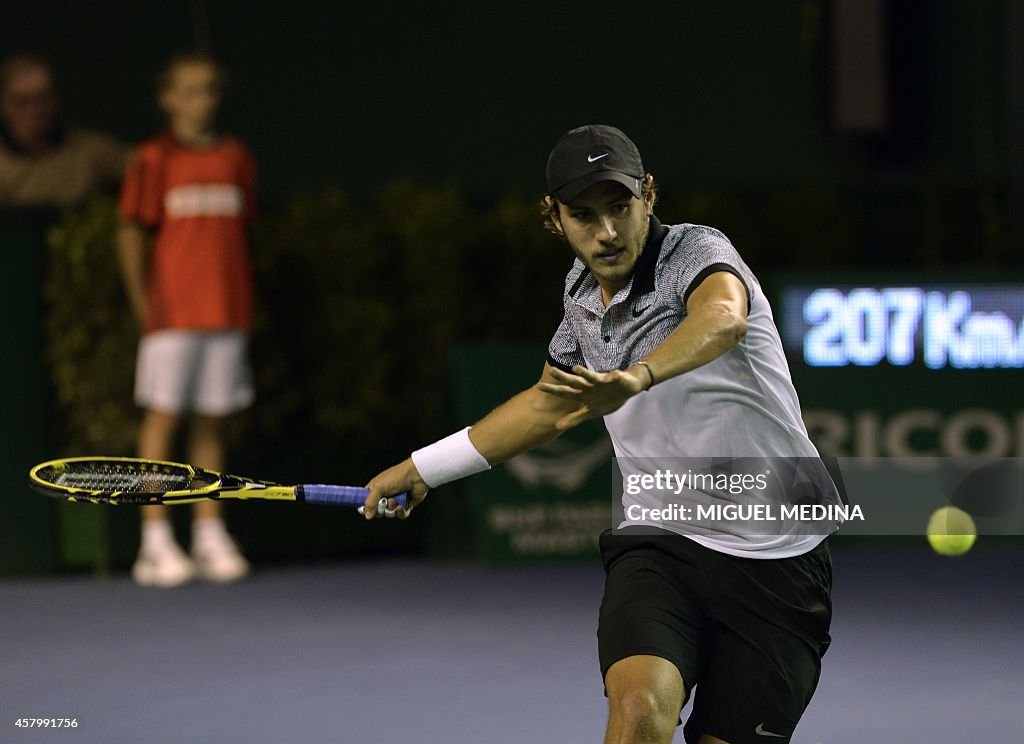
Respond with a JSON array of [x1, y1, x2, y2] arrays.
[[0, 66, 58, 149], [557, 181, 650, 293], [160, 63, 221, 131]]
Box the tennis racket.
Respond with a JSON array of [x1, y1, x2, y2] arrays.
[[28, 457, 407, 515]]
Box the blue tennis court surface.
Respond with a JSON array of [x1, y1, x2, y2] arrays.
[[2, 542, 1021, 743]]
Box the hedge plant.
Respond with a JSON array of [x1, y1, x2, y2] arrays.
[[46, 196, 138, 457]]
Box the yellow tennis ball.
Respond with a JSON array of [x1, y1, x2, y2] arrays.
[[926, 506, 976, 556]]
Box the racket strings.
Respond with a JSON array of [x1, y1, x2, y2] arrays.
[[47, 465, 193, 493]]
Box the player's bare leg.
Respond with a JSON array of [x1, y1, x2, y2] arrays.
[[133, 409, 194, 586], [604, 655, 684, 744], [188, 413, 248, 582]]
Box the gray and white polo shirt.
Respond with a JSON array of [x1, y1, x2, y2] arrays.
[[547, 216, 842, 558]]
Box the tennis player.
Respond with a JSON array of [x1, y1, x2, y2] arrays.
[[364, 125, 837, 744]]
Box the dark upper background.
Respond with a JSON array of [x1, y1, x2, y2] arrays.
[[3, 0, 1016, 221]]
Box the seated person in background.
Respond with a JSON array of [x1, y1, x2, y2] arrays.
[[0, 53, 132, 207]]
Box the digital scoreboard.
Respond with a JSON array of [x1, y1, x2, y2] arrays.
[[780, 285, 1024, 370], [776, 282, 1024, 458]]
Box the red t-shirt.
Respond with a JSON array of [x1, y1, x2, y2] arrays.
[[119, 132, 256, 334]]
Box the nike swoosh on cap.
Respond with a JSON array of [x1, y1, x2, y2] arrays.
[[587, 153, 609, 162]]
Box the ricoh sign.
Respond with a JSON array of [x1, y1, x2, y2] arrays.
[[778, 283, 1024, 457], [802, 408, 1024, 457]]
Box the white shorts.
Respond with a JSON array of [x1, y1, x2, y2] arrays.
[[135, 330, 254, 416]]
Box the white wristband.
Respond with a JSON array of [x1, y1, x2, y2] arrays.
[[410, 427, 491, 488]]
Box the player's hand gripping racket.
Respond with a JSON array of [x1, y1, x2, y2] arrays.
[[28, 457, 408, 516]]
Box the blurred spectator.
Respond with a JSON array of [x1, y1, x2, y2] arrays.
[[0, 54, 132, 206], [117, 53, 255, 588]]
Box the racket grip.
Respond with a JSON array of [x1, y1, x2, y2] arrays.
[[300, 485, 409, 509]]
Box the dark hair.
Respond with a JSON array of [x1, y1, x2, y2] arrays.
[[539, 173, 659, 238], [157, 52, 226, 94]]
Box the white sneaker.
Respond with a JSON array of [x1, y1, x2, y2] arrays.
[[132, 540, 196, 588], [192, 531, 250, 583]]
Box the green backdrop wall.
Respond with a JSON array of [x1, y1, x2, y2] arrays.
[[2, 1, 1007, 199], [0, 217, 56, 573]]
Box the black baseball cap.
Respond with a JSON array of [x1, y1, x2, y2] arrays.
[[545, 124, 645, 203]]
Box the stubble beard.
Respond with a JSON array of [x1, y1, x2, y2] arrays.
[[569, 215, 650, 286]]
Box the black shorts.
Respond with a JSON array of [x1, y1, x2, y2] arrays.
[[597, 528, 832, 744]]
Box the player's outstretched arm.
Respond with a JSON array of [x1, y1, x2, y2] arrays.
[[362, 363, 582, 519]]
